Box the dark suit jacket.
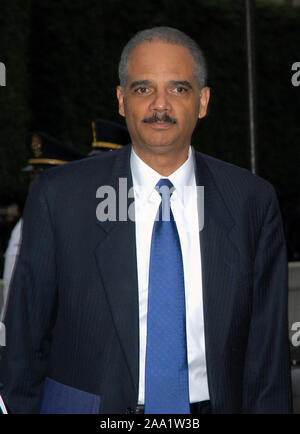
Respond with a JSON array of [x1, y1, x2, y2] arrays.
[[0, 145, 293, 413]]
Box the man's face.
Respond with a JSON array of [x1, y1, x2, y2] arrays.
[[117, 41, 210, 159]]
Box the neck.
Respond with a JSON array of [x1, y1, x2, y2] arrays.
[[132, 146, 190, 176]]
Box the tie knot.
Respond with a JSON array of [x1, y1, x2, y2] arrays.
[[155, 179, 175, 199], [155, 179, 174, 221]]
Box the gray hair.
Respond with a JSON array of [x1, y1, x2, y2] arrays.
[[118, 26, 207, 90]]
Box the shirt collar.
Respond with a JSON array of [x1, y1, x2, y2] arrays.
[[130, 146, 195, 205]]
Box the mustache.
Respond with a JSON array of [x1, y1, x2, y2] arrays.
[[142, 113, 178, 124]]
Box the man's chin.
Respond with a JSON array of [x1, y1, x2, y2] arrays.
[[144, 141, 176, 153]]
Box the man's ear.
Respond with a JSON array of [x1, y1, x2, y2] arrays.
[[117, 86, 125, 117], [198, 86, 210, 119]]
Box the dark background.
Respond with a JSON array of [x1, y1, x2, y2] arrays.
[[0, 0, 299, 270]]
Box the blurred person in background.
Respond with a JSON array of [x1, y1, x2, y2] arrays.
[[1, 132, 84, 319]]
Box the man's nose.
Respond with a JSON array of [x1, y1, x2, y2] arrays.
[[149, 89, 171, 112]]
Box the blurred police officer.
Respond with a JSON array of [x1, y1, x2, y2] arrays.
[[1, 132, 84, 319], [89, 119, 131, 156]]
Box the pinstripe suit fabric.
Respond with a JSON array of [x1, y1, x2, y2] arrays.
[[0, 145, 292, 413]]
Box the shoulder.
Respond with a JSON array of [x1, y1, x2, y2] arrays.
[[195, 150, 276, 201], [33, 147, 128, 198], [24, 147, 130, 219], [40, 149, 120, 186], [193, 150, 280, 230]]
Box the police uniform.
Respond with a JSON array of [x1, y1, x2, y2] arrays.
[[89, 119, 131, 156], [1, 133, 84, 319]]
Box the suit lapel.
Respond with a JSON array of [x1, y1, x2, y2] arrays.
[[194, 151, 239, 384], [94, 145, 139, 395]]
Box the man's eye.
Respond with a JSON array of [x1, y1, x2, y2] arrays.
[[173, 87, 187, 94], [135, 87, 150, 94]]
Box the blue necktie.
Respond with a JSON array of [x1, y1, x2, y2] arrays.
[[145, 178, 190, 414]]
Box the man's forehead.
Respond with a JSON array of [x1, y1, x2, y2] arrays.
[[128, 41, 194, 64], [126, 41, 196, 80]]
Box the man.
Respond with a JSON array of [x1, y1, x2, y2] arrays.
[[0, 132, 85, 320], [0, 27, 292, 413]]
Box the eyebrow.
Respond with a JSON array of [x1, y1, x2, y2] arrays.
[[129, 80, 152, 89], [169, 80, 193, 89], [129, 79, 193, 90]]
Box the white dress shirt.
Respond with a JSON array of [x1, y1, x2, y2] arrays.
[[130, 146, 209, 404], [1, 218, 22, 320]]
